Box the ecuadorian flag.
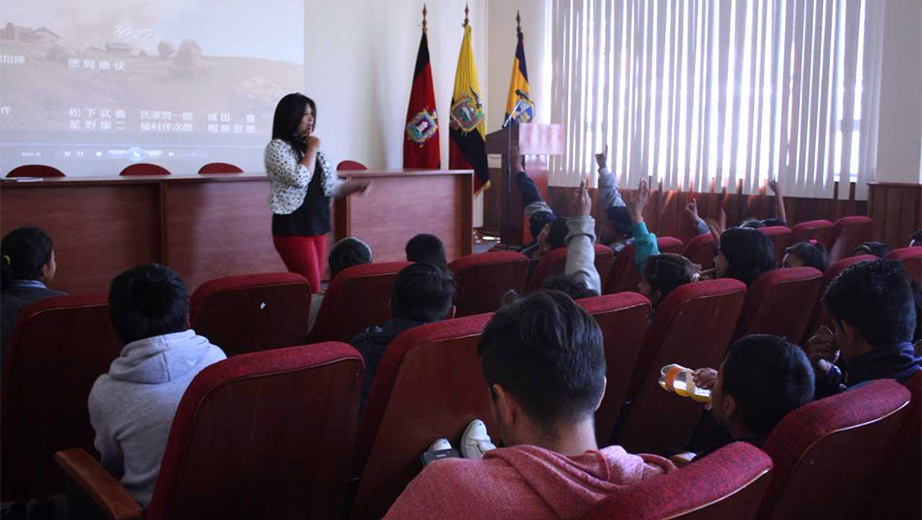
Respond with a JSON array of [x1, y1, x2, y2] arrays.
[[449, 23, 489, 193], [503, 28, 534, 127]]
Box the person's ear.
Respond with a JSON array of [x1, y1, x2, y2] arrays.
[[595, 377, 608, 411], [493, 384, 517, 430], [444, 305, 457, 320], [651, 289, 662, 306], [724, 393, 738, 420]]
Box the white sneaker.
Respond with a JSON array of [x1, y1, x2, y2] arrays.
[[428, 438, 452, 452], [460, 419, 496, 459]]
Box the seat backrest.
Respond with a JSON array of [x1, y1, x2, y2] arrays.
[[801, 255, 877, 343], [606, 237, 685, 295], [448, 251, 530, 316], [6, 164, 65, 178], [337, 160, 368, 171], [581, 443, 772, 520], [146, 342, 363, 520], [189, 273, 313, 356], [307, 261, 410, 343], [197, 162, 244, 174], [352, 313, 493, 520], [578, 293, 651, 446], [758, 379, 911, 520], [617, 279, 747, 455], [119, 163, 171, 176], [885, 246, 922, 282], [683, 233, 717, 270], [526, 245, 614, 292], [826, 216, 872, 263], [0, 294, 122, 501], [734, 267, 823, 343], [757, 226, 793, 268], [790, 219, 833, 245]]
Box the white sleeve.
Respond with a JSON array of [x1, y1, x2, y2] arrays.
[[265, 140, 312, 189]]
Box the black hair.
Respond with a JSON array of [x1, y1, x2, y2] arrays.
[[547, 218, 570, 250], [477, 290, 606, 430], [643, 253, 700, 305], [329, 237, 372, 279], [719, 227, 776, 286], [1, 227, 54, 292], [108, 264, 189, 345], [823, 259, 916, 348], [541, 273, 600, 300], [853, 242, 890, 258], [740, 219, 766, 229], [271, 92, 316, 158], [604, 206, 634, 237], [912, 280, 922, 344], [784, 242, 829, 272], [722, 334, 815, 437], [528, 211, 556, 242], [406, 233, 447, 267], [761, 218, 788, 228], [391, 262, 455, 323], [911, 230, 922, 246]]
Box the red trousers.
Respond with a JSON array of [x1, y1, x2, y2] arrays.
[[273, 235, 327, 293]]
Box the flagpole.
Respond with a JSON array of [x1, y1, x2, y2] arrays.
[[422, 4, 427, 34], [463, 4, 469, 27]]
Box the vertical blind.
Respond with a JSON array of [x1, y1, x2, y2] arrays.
[[547, 0, 885, 200]]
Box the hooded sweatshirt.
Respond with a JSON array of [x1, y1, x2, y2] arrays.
[[88, 329, 226, 507], [383, 444, 675, 520], [352, 317, 427, 410]]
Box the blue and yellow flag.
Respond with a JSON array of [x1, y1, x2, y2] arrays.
[[449, 21, 489, 192], [503, 26, 534, 128]]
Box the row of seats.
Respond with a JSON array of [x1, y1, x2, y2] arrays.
[[6, 159, 370, 178]]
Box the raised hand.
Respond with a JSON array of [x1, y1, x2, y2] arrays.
[[768, 179, 781, 195], [595, 144, 609, 170], [626, 177, 651, 224], [576, 175, 592, 216], [685, 198, 702, 223]]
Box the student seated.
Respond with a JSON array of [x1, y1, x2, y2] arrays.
[[541, 177, 601, 299], [352, 262, 455, 408], [806, 259, 921, 398], [1, 227, 64, 363], [782, 241, 829, 271], [638, 253, 700, 318], [687, 334, 815, 460], [88, 264, 226, 507], [714, 227, 776, 286], [406, 233, 447, 268], [308, 236, 373, 333], [383, 291, 674, 520], [910, 230, 921, 248], [853, 241, 889, 258]]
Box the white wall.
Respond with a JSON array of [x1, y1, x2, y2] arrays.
[[873, 0, 922, 184]]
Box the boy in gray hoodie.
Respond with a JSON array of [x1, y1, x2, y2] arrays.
[[88, 264, 226, 507]]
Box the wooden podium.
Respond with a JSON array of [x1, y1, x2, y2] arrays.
[[484, 123, 564, 247]]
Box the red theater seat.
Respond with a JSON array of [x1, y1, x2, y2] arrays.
[[352, 313, 493, 520], [448, 251, 530, 316], [733, 267, 823, 343], [757, 226, 793, 268], [826, 216, 872, 264], [683, 233, 717, 270], [526, 244, 614, 292], [606, 237, 684, 294], [308, 261, 410, 343], [56, 343, 364, 520], [581, 443, 772, 520], [578, 293, 651, 446], [757, 380, 910, 520], [119, 163, 171, 176], [189, 273, 313, 356], [197, 162, 243, 174], [801, 255, 877, 343], [0, 293, 122, 502], [6, 164, 65, 178], [885, 246, 922, 282], [790, 219, 833, 246], [616, 279, 747, 455], [337, 160, 368, 171]]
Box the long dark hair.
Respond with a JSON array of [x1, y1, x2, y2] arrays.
[[719, 227, 776, 286], [271, 93, 316, 158], [1, 227, 54, 291]]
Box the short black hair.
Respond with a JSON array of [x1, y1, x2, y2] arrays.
[[823, 259, 916, 347], [912, 280, 922, 344], [1, 226, 53, 291], [405, 233, 447, 267], [853, 242, 889, 258], [740, 219, 766, 229], [528, 211, 555, 242], [541, 273, 600, 300], [329, 237, 372, 279], [604, 206, 634, 237], [784, 241, 829, 272], [109, 264, 190, 345], [643, 253, 700, 305], [719, 227, 776, 286], [761, 218, 788, 228], [391, 262, 455, 323], [910, 230, 922, 246], [546, 218, 570, 250], [722, 334, 815, 437], [477, 290, 606, 430]]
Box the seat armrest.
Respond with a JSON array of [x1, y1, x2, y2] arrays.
[[55, 449, 143, 520], [670, 451, 697, 468]]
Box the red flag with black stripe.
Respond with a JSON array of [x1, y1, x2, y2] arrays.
[[403, 30, 440, 169]]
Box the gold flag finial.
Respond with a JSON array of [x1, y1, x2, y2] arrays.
[[516, 10, 522, 35], [463, 4, 469, 27], [422, 4, 428, 33]]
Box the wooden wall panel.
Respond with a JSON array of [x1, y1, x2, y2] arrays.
[[868, 183, 922, 249]]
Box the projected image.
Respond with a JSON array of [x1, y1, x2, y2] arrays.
[[0, 0, 304, 175]]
